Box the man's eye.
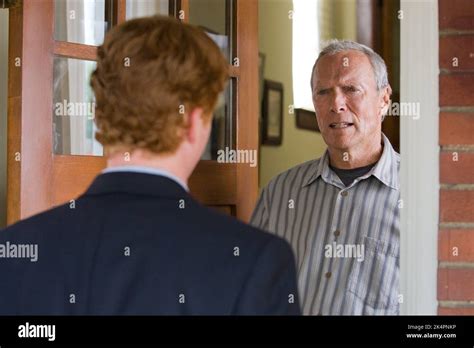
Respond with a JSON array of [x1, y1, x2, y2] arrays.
[[317, 90, 328, 95], [345, 86, 358, 93]]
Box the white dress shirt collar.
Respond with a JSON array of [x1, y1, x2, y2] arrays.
[[101, 165, 189, 192]]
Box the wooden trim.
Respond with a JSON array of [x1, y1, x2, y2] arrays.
[[51, 156, 237, 206], [209, 205, 234, 216], [52, 155, 106, 206], [7, 0, 55, 223], [178, 0, 189, 23], [54, 41, 97, 61], [227, 0, 236, 62], [6, 2, 23, 224], [105, 0, 113, 30], [229, 65, 240, 78], [235, 0, 258, 222], [357, 0, 380, 50], [380, 0, 400, 153], [113, 0, 126, 25], [6, 97, 22, 224], [189, 161, 237, 205]]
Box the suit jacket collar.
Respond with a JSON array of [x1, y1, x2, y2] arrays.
[[83, 172, 190, 199]]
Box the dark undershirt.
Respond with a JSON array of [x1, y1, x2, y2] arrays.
[[329, 161, 377, 187]]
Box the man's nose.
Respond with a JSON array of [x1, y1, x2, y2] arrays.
[[330, 90, 347, 113]]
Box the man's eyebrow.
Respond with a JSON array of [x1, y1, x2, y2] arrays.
[[341, 84, 359, 89], [315, 87, 329, 92], [329, 80, 362, 90]]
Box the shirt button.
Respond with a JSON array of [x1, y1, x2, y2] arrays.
[[334, 230, 341, 237], [325, 271, 332, 279], [341, 191, 348, 197]]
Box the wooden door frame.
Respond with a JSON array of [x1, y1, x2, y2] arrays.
[[7, 0, 54, 224], [235, 0, 258, 220], [357, 0, 400, 152], [7, 0, 258, 225]]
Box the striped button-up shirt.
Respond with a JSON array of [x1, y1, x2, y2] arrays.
[[251, 134, 400, 315]]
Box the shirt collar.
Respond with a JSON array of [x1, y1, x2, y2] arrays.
[[302, 133, 399, 190], [369, 134, 400, 190], [101, 165, 189, 192]]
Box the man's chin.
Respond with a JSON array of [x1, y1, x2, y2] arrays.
[[323, 136, 355, 152]]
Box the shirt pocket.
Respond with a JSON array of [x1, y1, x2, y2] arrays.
[[347, 235, 399, 313]]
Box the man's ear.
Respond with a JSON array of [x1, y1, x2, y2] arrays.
[[184, 107, 204, 144], [380, 84, 392, 118]]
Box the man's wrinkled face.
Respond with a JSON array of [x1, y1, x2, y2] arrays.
[[312, 50, 390, 153]]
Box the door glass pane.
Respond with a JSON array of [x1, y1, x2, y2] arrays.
[[189, 0, 235, 158], [188, 0, 231, 61], [202, 78, 235, 160], [54, 0, 109, 46], [126, 0, 170, 19], [52, 56, 233, 158], [53, 57, 103, 156]]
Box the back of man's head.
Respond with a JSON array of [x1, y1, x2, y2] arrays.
[[90, 15, 229, 157]]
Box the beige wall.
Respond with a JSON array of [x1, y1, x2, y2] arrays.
[[333, 0, 357, 41], [258, 0, 327, 189], [189, 0, 225, 34], [319, 0, 357, 42]]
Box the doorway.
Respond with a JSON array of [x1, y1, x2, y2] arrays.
[[4, 0, 259, 226]]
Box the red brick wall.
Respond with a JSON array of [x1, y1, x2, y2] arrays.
[[438, 0, 474, 315]]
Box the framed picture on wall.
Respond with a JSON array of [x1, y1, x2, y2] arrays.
[[261, 79, 283, 146], [295, 108, 320, 132]]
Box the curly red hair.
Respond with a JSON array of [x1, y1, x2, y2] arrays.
[[90, 15, 229, 155]]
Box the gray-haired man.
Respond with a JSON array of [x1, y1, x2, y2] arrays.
[[251, 40, 400, 315]]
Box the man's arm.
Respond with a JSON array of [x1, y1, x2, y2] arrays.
[[232, 237, 301, 315]]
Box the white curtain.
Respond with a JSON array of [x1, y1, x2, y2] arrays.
[[66, 0, 104, 155], [126, 0, 169, 19]]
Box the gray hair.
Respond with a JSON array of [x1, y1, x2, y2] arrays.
[[311, 39, 389, 91]]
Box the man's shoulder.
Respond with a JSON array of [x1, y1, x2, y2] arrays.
[[0, 203, 71, 238], [0, 195, 291, 257], [194, 204, 293, 250]]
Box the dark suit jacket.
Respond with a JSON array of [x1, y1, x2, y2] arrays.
[[0, 172, 301, 315]]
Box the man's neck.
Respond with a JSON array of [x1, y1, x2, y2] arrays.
[[106, 149, 190, 186], [328, 141, 383, 170]]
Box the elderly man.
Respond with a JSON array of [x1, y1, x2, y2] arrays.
[[251, 40, 399, 315]]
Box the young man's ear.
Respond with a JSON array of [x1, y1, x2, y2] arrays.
[[183, 107, 204, 144]]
